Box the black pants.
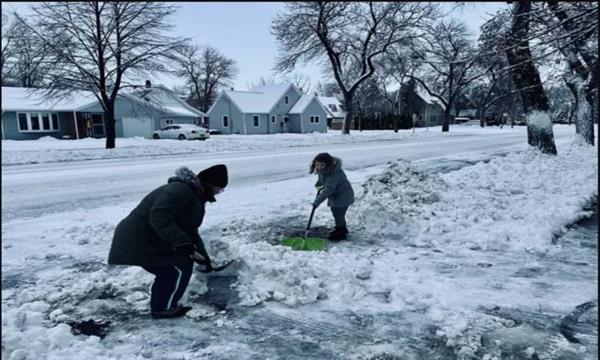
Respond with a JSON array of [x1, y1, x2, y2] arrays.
[[330, 206, 349, 227], [142, 259, 193, 312]]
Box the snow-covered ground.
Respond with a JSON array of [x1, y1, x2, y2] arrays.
[[2, 125, 598, 359]]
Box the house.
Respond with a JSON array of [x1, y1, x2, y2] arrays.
[[398, 80, 445, 126], [317, 96, 347, 130], [206, 83, 328, 134], [1, 82, 207, 140]]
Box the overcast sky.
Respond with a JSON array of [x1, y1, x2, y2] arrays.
[[2, 2, 509, 91]]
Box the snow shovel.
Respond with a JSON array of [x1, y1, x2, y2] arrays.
[[198, 260, 235, 273], [281, 193, 326, 251]]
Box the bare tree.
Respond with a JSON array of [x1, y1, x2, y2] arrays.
[[505, 2, 557, 154], [375, 45, 422, 132], [543, 1, 597, 145], [247, 76, 279, 90], [1, 13, 14, 84], [176, 44, 237, 112], [19, 2, 187, 149], [4, 15, 52, 87], [413, 20, 483, 132], [272, 1, 438, 134], [283, 72, 314, 94], [316, 81, 340, 97]]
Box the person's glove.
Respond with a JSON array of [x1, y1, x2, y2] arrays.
[[191, 251, 212, 271], [173, 243, 195, 254]]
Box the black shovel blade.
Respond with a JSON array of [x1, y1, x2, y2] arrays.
[[198, 260, 235, 273]]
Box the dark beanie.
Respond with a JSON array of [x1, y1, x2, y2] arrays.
[[197, 164, 228, 188], [314, 152, 334, 165]]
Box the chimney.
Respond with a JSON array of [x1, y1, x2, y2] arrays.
[[145, 80, 151, 88]]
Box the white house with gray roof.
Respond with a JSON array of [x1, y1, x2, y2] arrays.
[[206, 83, 328, 134]]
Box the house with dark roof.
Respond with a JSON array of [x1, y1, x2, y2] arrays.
[[1, 81, 207, 140], [206, 83, 328, 134]]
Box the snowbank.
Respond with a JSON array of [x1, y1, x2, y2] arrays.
[[225, 141, 597, 310], [2, 126, 522, 165]]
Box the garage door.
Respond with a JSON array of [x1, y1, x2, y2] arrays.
[[122, 117, 154, 138]]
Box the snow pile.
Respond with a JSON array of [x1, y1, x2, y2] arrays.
[[527, 111, 554, 132], [350, 159, 447, 239], [218, 239, 372, 307], [2, 302, 117, 360], [415, 142, 598, 251]]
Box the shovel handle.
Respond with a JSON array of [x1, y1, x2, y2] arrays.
[[305, 188, 322, 238], [306, 206, 316, 232]]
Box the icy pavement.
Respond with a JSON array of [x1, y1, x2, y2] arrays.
[[2, 135, 597, 359]]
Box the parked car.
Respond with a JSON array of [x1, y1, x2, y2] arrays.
[[208, 129, 222, 135], [152, 124, 209, 140]]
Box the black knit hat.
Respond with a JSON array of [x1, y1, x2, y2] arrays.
[[197, 164, 228, 188], [314, 152, 334, 165]]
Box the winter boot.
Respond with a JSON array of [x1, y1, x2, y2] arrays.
[[151, 304, 192, 319], [328, 227, 347, 241]]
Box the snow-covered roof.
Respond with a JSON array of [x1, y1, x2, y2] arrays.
[[162, 105, 204, 117], [317, 96, 346, 118], [221, 83, 298, 114], [224, 90, 273, 113], [126, 85, 206, 117], [1, 87, 99, 112], [413, 83, 446, 110], [288, 94, 315, 114]]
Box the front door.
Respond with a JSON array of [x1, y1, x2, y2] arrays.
[[91, 114, 105, 137]]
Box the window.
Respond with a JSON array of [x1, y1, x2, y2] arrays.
[[285, 96, 289, 104], [309, 116, 320, 124], [165, 119, 174, 125], [42, 114, 51, 130], [253, 115, 260, 127], [314, 115, 320, 123], [16, 112, 60, 132], [51, 114, 59, 130], [30, 113, 40, 130], [222, 115, 229, 127], [283, 116, 289, 123], [271, 115, 276, 124], [328, 104, 338, 112], [18, 114, 28, 131]]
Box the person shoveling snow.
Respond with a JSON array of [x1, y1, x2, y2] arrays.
[[310, 153, 355, 241], [107, 164, 230, 319]]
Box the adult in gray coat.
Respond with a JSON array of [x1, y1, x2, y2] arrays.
[[108, 165, 228, 318], [310, 153, 355, 241]]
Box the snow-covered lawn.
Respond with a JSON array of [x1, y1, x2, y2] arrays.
[[2, 124, 541, 165], [1, 127, 597, 359]]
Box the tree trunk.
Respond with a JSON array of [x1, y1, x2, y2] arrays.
[[479, 105, 487, 128], [564, 77, 578, 126], [583, 70, 597, 145], [342, 93, 354, 134], [505, 1, 557, 154], [442, 108, 451, 132], [105, 101, 116, 149]]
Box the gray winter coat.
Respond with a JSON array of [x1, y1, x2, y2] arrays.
[[314, 157, 355, 208], [108, 167, 210, 267]]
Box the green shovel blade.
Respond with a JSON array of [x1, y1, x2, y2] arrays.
[[281, 237, 326, 251]]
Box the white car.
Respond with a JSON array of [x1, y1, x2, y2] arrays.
[[152, 124, 210, 140]]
